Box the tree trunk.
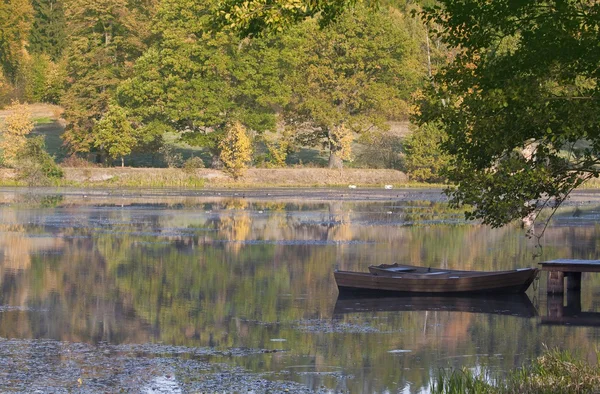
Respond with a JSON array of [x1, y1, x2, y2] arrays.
[[121, 157, 124, 168], [328, 150, 343, 169]]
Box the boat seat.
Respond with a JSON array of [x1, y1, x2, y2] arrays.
[[386, 267, 416, 272]]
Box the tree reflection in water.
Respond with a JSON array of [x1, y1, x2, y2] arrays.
[[0, 190, 599, 392]]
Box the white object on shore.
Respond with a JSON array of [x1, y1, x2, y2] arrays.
[[384, 184, 393, 189], [348, 185, 357, 189]]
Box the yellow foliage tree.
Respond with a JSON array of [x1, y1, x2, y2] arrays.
[[219, 121, 252, 179], [330, 124, 353, 165], [0, 101, 34, 166]]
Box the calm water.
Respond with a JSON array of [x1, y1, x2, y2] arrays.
[[1, 188, 600, 393]]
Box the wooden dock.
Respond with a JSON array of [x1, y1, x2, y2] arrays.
[[538, 259, 600, 294]]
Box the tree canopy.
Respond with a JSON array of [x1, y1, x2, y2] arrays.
[[416, 0, 600, 227], [281, 6, 423, 168]]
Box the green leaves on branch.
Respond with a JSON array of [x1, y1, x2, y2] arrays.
[[214, 0, 367, 37], [418, 0, 600, 227]]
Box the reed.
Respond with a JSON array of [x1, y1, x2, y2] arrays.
[[431, 349, 600, 394]]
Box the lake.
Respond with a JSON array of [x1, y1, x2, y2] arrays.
[[0, 187, 599, 393]]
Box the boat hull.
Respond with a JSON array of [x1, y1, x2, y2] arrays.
[[335, 267, 538, 295]]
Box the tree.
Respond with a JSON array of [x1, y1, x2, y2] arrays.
[[118, 0, 289, 165], [282, 6, 423, 168], [29, 0, 66, 60], [416, 0, 600, 227], [403, 122, 449, 183], [219, 121, 252, 179], [60, 0, 155, 156], [93, 103, 137, 167], [0, 100, 34, 166], [0, 0, 33, 82]]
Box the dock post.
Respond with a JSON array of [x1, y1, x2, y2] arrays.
[[565, 290, 582, 314], [566, 272, 582, 291], [547, 271, 565, 294], [547, 295, 564, 318]]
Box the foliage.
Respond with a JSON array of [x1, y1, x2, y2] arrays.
[[403, 122, 449, 182], [29, 0, 66, 61], [15, 136, 64, 185], [118, 0, 288, 161], [214, 0, 365, 37], [182, 156, 205, 173], [0, 0, 33, 81], [0, 100, 34, 166], [219, 121, 252, 179], [281, 6, 423, 168], [417, 0, 600, 227], [93, 104, 137, 166], [60, 0, 154, 154]]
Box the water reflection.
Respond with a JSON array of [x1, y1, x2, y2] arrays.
[[0, 189, 599, 392], [333, 294, 538, 318]]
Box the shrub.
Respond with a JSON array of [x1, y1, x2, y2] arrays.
[[15, 136, 64, 186], [182, 156, 205, 173]]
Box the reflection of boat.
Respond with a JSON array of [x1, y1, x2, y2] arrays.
[[333, 294, 538, 318], [334, 263, 538, 294]]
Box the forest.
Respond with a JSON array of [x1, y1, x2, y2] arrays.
[[0, 0, 448, 180]]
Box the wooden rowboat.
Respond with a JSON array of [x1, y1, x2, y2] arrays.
[[334, 263, 538, 295]]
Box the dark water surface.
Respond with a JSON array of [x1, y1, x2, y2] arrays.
[[1, 188, 600, 393]]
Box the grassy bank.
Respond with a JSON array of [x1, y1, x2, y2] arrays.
[[432, 349, 600, 394], [0, 167, 421, 189]]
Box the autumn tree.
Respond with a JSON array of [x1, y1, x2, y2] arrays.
[[0, 101, 34, 166], [0, 0, 33, 82], [93, 103, 137, 167], [219, 121, 252, 179], [282, 6, 423, 168]]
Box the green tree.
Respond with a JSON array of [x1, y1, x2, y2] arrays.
[[93, 103, 136, 167], [282, 6, 423, 168], [219, 121, 252, 179], [29, 0, 66, 60], [60, 0, 155, 156], [403, 122, 449, 183], [417, 0, 600, 227], [118, 0, 288, 165]]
